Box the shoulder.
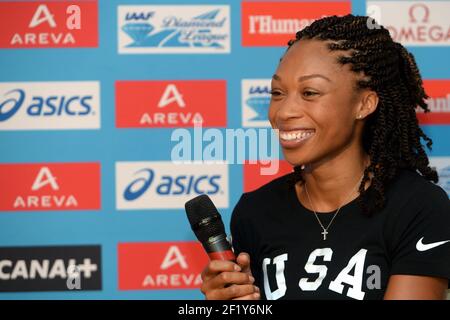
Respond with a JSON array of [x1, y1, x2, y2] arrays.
[[231, 173, 293, 222], [383, 170, 450, 280], [385, 168, 448, 208], [243, 173, 293, 203], [382, 169, 449, 227]]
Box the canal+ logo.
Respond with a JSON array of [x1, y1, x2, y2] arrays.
[[116, 162, 228, 209], [0, 82, 100, 130]]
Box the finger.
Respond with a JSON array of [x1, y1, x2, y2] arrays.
[[236, 252, 251, 274], [207, 271, 254, 290], [232, 285, 260, 300], [221, 284, 259, 300], [232, 292, 261, 300], [201, 260, 241, 282]]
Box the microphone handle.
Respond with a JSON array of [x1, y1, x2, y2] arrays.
[[203, 234, 236, 261]]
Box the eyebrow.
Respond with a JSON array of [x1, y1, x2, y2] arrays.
[[272, 74, 332, 82]]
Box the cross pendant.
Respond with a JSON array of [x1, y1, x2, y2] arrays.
[[321, 229, 328, 240]]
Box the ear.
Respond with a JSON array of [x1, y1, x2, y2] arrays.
[[356, 90, 379, 120]]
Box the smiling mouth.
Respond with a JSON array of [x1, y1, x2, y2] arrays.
[[279, 129, 315, 142]]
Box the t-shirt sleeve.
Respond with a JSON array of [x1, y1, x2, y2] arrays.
[[387, 183, 450, 282]]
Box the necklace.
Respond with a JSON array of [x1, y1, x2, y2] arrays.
[[304, 173, 365, 240]]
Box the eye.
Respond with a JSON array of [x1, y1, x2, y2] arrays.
[[269, 90, 282, 97], [302, 90, 319, 98]]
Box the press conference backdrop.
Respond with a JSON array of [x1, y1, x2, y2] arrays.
[[0, 0, 449, 299]]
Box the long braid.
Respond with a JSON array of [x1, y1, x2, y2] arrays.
[[286, 14, 438, 215]]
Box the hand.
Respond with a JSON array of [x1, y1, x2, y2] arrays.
[[200, 252, 261, 300]]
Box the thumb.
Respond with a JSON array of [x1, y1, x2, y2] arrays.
[[236, 252, 252, 275]]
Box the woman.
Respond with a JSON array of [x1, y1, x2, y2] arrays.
[[200, 14, 450, 300]]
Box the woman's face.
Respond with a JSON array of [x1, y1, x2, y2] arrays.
[[269, 39, 367, 167]]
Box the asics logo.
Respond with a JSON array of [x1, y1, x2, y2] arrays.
[[0, 89, 25, 121]]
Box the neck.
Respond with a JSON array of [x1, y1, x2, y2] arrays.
[[299, 143, 370, 212]]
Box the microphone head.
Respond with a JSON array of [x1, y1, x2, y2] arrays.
[[185, 194, 226, 243]]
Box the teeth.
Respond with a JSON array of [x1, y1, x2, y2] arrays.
[[280, 130, 314, 141]]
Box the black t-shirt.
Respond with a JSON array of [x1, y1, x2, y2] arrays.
[[230, 169, 450, 300]]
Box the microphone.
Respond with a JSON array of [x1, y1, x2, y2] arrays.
[[185, 194, 236, 261]]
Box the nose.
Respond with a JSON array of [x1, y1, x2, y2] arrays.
[[273, 94, 304, 122]]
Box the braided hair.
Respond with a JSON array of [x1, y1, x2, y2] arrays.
[[286, 14, 438, 215]]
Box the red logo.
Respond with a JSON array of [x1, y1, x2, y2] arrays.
[[118, 242, 209, 290], [0, 1, 98, 48], [409, 3, 430, 24], [372, 2, 450, 45], [115, 81, 227, 128], [0, 163, 101, 211], [242, 1, 351, 46], [244, 160, 292, 192], [417, 80, 450, 125]]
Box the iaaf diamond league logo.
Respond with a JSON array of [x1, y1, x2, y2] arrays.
[[118, 5, 230, 54], [242, 79, 271, 128]]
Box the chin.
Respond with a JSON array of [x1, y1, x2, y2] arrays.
[[281, 149, 308, 168]]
